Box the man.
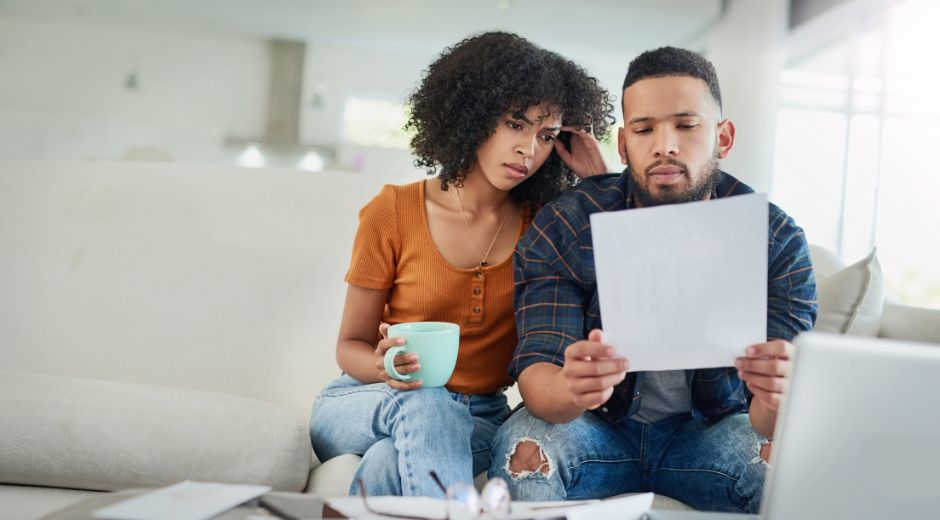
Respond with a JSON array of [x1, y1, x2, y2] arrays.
[[488, 47, 816, 513]]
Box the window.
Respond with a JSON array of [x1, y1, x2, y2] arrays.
[[341, 96, 412, 149], [771, 0, 940, 309]]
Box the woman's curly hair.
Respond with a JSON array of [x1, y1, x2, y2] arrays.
[[406, 31, 614, 218]]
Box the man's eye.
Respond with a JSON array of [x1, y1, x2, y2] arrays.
[[634, 128, 651, 134], [540, 134, 556, 142], [507, 121, 523, 130], [678, 124, 698, 130]]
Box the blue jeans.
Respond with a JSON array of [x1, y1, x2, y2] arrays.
[[488, 408, 768, 513], [310, 375, 510, 497]]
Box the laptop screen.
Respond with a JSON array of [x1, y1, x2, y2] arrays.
[[762, 332, 940, 519]]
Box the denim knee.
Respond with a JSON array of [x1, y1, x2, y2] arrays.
[[353, 438, 401, 496]]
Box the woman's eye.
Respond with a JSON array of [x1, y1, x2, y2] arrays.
[[540, 134, 556, 142], [507, 121, 523, 130]]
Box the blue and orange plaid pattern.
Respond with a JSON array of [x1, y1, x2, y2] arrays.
[[510, 170, 817, 422]]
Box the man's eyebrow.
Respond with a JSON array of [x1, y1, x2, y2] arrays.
[[628, 111, 704, 124]]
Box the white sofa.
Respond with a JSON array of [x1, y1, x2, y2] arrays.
[[2, 161, 938, 519]]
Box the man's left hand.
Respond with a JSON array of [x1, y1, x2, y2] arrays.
[[736, 339, 793, 412]]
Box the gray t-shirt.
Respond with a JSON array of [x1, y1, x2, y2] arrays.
[[633, 370, 692, 423]]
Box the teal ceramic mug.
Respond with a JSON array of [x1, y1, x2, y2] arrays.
[[384, 322, 460, 388]]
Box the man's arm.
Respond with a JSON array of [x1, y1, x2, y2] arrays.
[[737, 208, 817, 437], [519, 330, 627, 424], [511, 198, 627, 424]]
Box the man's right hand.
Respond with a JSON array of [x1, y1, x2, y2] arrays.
[[561, 329, 629, 410]]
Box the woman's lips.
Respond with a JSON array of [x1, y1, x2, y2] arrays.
[[504, 163, 529, 179]]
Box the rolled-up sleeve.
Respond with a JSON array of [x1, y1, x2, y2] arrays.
[[509, 204, 590, 380]]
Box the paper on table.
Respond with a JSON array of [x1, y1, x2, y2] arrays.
[[565, 492, 653, 520], [92, 481, 270, 520], [327, 496, 444, 519], [327, 492, 652, 520], [590, 193, 767, 371]]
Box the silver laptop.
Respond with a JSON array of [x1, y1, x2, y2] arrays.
[[648, 331, 940, 520]]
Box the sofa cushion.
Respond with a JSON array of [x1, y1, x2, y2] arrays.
[[0, 372, 312, 492], [0, 484, 97, 520], [814, 249, 884, 336]]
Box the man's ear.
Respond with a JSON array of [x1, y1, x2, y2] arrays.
[[716, 119, 735, 159], [617, 127, 628, 165]]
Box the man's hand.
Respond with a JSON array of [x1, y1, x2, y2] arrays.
[[554, 126, 609, 179], [736, 339, 793, 412], [561, 329, 629, 410]]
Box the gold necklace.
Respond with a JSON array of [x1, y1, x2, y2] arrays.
[[452, 186, 510, 268]]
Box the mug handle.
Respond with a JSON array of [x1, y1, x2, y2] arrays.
[[383, 346, 412, 381]]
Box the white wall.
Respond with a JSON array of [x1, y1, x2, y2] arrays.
[[707, 0, 788, 194], [0, 16, 269, 164]]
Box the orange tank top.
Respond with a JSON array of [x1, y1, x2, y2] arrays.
[[345, 180, 523, 394]]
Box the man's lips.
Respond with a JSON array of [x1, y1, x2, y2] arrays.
[[647, 164, 686, 184], [648, 164, 685, 176]]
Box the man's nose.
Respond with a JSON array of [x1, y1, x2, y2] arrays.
[[653, 128, 679, 157]]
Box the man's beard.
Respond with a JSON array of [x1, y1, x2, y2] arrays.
[[630, 151, 721, 207]]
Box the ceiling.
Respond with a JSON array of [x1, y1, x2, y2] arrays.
[[0, 0, 725, 60]]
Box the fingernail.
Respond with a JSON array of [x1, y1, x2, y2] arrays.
[[746, 347, 755, 356], [605, 347, 615, 357], [737, 370, 743, 378], [398, 339, 406, 345], [735, 359, 742, 368]]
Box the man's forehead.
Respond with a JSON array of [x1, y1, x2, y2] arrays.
[[621, 75, 718, 118]]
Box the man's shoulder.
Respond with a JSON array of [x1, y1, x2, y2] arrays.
[[542, 172, 628, 218], [715, 172, 795, 231]]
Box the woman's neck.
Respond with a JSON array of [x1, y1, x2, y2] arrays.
[[440, 170, 513, 215]]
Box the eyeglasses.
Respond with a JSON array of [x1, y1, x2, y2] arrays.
[[356, 471, 511, 520]]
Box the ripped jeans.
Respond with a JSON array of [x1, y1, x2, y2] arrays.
[[488, 408, 768, 513], [310, 375, 511, 497]]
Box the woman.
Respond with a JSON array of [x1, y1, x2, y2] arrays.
[[309, 31, 613, 497]]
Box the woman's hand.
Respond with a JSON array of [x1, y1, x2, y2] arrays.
[[375, 322, 423, 391], [554, 125, 609, 179]]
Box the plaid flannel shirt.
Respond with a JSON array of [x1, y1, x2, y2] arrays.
[[510, 170, 817, 422]]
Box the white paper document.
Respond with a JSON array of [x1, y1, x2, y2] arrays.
[[327, 491, 653, 519], [590, 193, 767, 371], [92, 481, 271, 520]]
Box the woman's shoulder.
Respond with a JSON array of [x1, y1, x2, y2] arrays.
[[373, 180, 424, 205], [362, 180, 424, 212]]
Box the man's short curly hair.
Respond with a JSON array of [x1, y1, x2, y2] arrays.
[[622, 46, 722, 112], [406, 31, 614, 217]]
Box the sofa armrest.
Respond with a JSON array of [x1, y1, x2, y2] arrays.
[[0, 372, 312, 492], [878, 302, 940, 344]]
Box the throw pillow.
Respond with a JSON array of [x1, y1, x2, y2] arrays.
[[814, 248, 884, 336]]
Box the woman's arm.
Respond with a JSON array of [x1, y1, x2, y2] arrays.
[[335, 284, 422, 390]]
